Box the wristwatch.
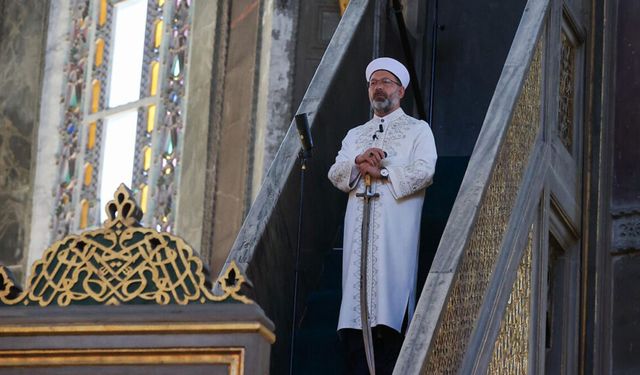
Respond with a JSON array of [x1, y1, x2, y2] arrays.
[[379, 167, 389, 178]]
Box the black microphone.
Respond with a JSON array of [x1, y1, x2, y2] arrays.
[[372, 124, 384, 140], [295, 113, 313, 159]]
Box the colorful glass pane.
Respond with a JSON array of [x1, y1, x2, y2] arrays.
[[87, 122, 97, 149], [151, 0, 191, 232], [99, 0, 108, 26], [57, 0, 180, 237], [53, 0, 91, 240], [130, 0, 165, 226], [147, 105, 156, 132], [80, 118, 102, 230], [143, 146, 152, 170], [154, 20, 163, 48], [91, 79, 100, 113], [80, 199, 90, 229], [80, 0, 112, 232], [68, 83, 79, 109], [171, 54, 181, 77], [62, 155, 76, 185], [140, 184, 149, 213], [150, 61, 160, 95], [95, 38, 105, 67], [83, 163, 93, 186], [165, 128, 175, 155]]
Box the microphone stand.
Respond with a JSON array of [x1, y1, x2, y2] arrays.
[[289, 149, 310, 375], [290, 114, 313, 375]]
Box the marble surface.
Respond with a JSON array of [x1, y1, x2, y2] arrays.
[[26, 1, 70, 275], [221, 0, 371, 272], [252, 2, 297, 196], [0, 0, 49, 273], [175, 0, 220, 258], [207, 0, 264, 275]]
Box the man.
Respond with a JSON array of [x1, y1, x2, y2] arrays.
[[328, 57, 437, 374]]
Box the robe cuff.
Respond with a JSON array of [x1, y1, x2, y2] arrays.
[[386, 167, 404, 199], [386, 162, 432, 199], [328, 161, 360, 192]]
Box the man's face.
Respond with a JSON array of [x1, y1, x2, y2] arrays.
[[367, 70, 405, 115]]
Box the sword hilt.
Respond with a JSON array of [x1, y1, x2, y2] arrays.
[[356, 174, 379, 199]]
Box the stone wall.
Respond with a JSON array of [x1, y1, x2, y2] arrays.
[[0, 0, 49, 280], [610, 1, 640, 372]]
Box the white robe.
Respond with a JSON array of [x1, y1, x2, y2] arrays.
[[328, 108, 437, 333]]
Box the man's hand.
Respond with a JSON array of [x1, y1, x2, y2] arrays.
[[357, 163, 383, 179], [355, 148, 386, 167]]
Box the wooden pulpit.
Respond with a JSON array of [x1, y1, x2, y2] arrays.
[[0, 185, 274, 374]]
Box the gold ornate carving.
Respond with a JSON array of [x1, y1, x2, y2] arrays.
[[487, 228, 533, 374], [0, 322, 276, 344], [0, 184, 251, 307], [339, 0, 350, 15], [0, 267, 21, 301], [558, 31, 575, 153], [0, 347, 244, 374], [425, 40, 542, 374]]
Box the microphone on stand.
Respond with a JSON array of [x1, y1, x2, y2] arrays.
[[295, 113, 313, 159], [290, 112, 314, 375]]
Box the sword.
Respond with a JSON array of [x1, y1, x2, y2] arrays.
[[356, 174, 379, 375]]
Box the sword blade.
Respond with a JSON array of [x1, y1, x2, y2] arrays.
[[360, 194, 376, 375]]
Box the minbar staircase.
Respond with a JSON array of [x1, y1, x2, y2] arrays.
[[293, 248, 344, 375], [291, 156, 469, 374], [220, 0, 552, 373]]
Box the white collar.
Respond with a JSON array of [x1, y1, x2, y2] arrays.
[[373, 107, 405, 123]]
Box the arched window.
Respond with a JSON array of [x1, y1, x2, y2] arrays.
[[54, 0, 192, 238]]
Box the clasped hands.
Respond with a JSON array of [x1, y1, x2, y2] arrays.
[[355, 147, 386, 179]]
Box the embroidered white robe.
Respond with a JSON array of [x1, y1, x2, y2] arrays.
[[328, 108, 437, 332]]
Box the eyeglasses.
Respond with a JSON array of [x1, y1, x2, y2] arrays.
[[367, 78, 402, 88]]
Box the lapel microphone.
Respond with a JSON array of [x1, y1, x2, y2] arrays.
[[372, 123, 384, 140]]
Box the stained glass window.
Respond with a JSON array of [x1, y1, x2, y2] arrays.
[[53, 0, 193, 237]]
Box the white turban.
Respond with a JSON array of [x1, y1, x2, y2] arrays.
[[365, 57, 410, 88]]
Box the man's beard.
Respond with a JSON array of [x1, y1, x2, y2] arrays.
[[371, 94, 398, 114]]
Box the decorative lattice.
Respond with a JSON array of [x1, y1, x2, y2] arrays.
[[132, 0, 165, 214], [52, 0, 91, 239], [1, 184, 251, 307], [487, 228, 533, 374], [424, 40, 543, 374], [558, 31, 574, 153], [80, 118, 103, 229], [151, 0, 192, 232], [77, 0, 113, 230]]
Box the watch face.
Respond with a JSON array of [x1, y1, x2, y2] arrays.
[[380, 168, 389, 177]]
